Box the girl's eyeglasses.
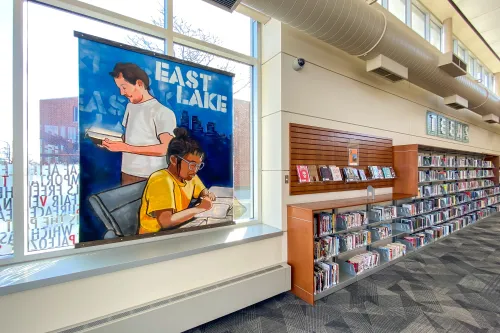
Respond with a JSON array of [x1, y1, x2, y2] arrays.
[[177, 155, 205, 171]]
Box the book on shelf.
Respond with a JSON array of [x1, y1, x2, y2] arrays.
[[308, 165, 320, 182], [336, 211, 368, 230], [347, 251, 380, 275], [314, 212, 335, 237], [389, 167, 396, 178], [314, 262, 339, 294], [296, 165, 310, 183], [319, 165, 333, 181], [329, 166, 343, 181], [314, 236, 340, 260], [343, 167, 360, 182], [368, 166, 381, 179], [382, 167, 392, 179], [376, 243, 406, 261], [339, 230, 371, 252], [377, 166, 384, 178], [358, 169, 368, 181]]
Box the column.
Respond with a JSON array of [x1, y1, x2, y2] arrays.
[[443, 18, 453, 54]]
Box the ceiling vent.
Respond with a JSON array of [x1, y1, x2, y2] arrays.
[[438, 52, 467, 77], [444, 95, 468, 110], [366, 55, 408, 82], [201, 0, 242, 12], [482, 114, 499, 124]]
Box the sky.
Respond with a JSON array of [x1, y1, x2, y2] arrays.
[[1, 0, 252, 162]]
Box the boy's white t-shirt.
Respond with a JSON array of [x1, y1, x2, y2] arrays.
[[121, 99, 177, 178]]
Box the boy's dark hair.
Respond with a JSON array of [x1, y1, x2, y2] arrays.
[[109, 63, 150, 90], [167, 127, 205, 172]]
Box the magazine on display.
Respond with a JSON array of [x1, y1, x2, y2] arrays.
[[297, 165, 310, 183]]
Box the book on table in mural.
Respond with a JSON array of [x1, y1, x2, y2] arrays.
[[76, 32, 239, 245], [427, 111, 469, 143]]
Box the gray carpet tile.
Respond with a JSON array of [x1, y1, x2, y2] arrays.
[[185, 215, 500, 333]]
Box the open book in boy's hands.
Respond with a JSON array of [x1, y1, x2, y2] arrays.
[[86, 126, 123, 145]]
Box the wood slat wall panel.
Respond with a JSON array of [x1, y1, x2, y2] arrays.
[[290, 124, 395, 195]]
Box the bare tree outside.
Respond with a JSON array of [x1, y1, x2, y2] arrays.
[[126, 5, 251, 95]]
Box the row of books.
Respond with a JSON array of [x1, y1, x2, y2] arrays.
[[418, 155, 493, 168], [296, 165, 397, 183], [488, 196, 499, 206], [339, 231, 371, 252], [371, 205, 398, 221], [314, 236, 340, 260], [336, 212, 368, 230], [418, 170, 494, 183], [346, 251, 380, 275], [314, 213, 335, 237], [314, 262, 340, 295], [486, 187, 500, 196], [398, 199, 489, 232], [375, 243, 407, 261], [368, 166, 396, 179], [404, 208, 496, 249], [400, 192, 474, 216], [417, 180, 495, 198], [370, 224, 393, 239]]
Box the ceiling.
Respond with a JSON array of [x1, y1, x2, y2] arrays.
[[419, 0, 500, 73], [454, 0, 500, 60]]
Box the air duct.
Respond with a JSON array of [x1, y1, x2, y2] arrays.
[[242, 0, 500, 117]]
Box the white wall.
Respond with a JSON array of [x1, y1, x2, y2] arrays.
[[261, 19, 500, 239], [0, 237, 283, 333]]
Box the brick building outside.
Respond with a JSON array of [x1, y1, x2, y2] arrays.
[[39, 97, 79, 165]]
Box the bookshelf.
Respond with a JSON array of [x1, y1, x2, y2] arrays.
[[287, 144, 500, 305], [393, 145, 500, 196]]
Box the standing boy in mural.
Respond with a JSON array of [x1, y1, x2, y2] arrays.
[[139, 127, 216, 234], [103, 63, 177, 185]]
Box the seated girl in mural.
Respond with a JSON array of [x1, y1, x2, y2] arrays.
[[139, 127, 216, 234]]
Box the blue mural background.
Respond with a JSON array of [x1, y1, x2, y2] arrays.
[[78, 37, 233, 242]]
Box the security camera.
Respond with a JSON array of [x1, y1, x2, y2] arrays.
[[293, 58, 306, 71]]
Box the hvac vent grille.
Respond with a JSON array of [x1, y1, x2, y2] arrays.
[[371, 68, 404, 82], [447, 102, 465, 110], [201, 0, 241, 12], [451, 54, 467, 71], [57, 265, 284, 333]]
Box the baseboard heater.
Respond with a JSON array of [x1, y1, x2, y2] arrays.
[[53, 263, 291, 333]]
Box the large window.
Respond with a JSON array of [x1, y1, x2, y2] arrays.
[[173, 0, 252, 56], [0, 0, 13, 258], [429, 21, 442, 50], [411, 4, 426, 38], [389, 0, 407, 23], [5, 0, 259, 262]]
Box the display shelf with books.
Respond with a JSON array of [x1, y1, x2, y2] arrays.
[[290, 124, 395, 195]]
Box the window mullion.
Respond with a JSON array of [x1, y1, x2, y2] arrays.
[[166, 0, 174, 55], [12, 0, 27, 260]]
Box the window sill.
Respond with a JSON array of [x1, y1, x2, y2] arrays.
[[0, 224, 282, 297]]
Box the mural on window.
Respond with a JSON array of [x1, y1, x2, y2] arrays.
[[77, 33, 240, 245]]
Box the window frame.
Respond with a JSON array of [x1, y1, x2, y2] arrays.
[[5, 0, 262, 265]]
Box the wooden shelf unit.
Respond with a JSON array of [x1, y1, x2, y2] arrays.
[[393, 144, 500, 196], [289, 124, 395, 195], [287, 193, 413, 305], [287, 144, 500, 305]]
